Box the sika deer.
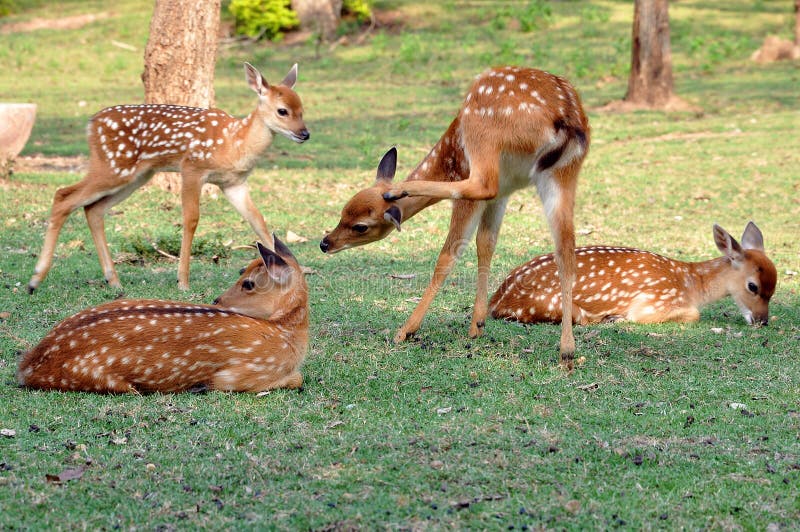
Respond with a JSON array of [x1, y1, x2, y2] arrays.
[[320, 66, 589, 369], [490, 223, 777, 326], [28, 63, 309, 293], [18, 236, 308, 393]]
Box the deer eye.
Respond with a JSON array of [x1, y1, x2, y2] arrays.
[[352, 224, 369, 234], [747, 281, 758, 294], [277, 108, 289, 117], [242, 279, 255, 291]]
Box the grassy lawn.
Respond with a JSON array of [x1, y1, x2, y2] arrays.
[[1, 0, 799, 528]]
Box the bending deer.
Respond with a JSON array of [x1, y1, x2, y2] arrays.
[[18, 236, 308, 393], [28, 63, 309, 293], [320, 66, 589, 369], [490, 223, 777, 326]]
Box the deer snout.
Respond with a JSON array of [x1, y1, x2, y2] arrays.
[[755, 314, 769, 327], [319, 237, 330, 253], [297, 129, 310, 142]]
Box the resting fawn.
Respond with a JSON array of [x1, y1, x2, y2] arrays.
[[28, 63, 309, 293], [320, 66, 589, 369], [490, 222, 777, 326], [18, 236, 308, 393]]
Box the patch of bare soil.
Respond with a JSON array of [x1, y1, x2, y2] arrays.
[[750, 35, 800, 63], [13, 155, 86, 174], [596, 95, 702, 114], [0, 12, 112, 35]]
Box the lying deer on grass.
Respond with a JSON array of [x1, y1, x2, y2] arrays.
[[490, 223, 777, 326], [28, 63, 309, 293], [18, 236, 308, 393], [320, 66, 589, 369]]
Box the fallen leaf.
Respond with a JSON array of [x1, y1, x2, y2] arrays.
[[285, 230, 307, 243], [390, 273, 416, 280], [0, 312, 10, 320], [564, 499, 581, 514], [729, 402, 748, 410], [45, 465, 86, 483], [0, 429, 15, 438], [577, 382, 598, 391], [326, 420, 345, 429], [436, 407, 452, 415], [710, 327, 724, 334]]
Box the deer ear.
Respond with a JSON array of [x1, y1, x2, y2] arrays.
[[713, 224, 744, 264], [740, 221, 764, 251], [257, 242, 292, 286], [384, 205, 402, 232], [376, 147, 397, 183], [281, 63, 298, 89], [244, 63, 267, 95], [272, 233, 297, 261]]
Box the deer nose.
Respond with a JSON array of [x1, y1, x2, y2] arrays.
[[319, 238, 330, 253], [758, 315, 769, 326], [299, 129, 310, 141]]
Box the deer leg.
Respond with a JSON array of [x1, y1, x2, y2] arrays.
[[28, 171, 124, 292], [83, 172, 154, 289], [394, 200, 483, 343], [540, 167, 579, 371], [221, 182, 274, 250], [384, 152, 500, 202], [178, 172, 204, 290], [469, 197, 509, 338]]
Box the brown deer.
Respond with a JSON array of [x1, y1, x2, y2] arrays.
[[28, 63, 309, 293], [320, 66, 590, 370], [490, 223, 777, 326], [18, 236, 308, 393]]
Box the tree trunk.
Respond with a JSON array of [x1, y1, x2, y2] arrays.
[[291, 0, 342, 42], [142, 0, 221, 191], [795, 0, 800, 45], [624, 0, 675, 107]]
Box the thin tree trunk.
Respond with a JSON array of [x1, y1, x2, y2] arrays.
[[795, 0, 800, 45], [291, 0, 342, 42], [624, 0, 675, 107], [142, 0, 221, 191]]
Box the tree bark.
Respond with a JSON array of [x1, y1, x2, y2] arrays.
[[142, 0, 221, 191], [624, 0, 675, 107], [795, 0, 799, 45], [291, 0, 342, 42]]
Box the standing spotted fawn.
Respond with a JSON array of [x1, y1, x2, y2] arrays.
[[18, 236, 308, 393], [490, 223, 777, 326], [320, 66, 589, 369], [28, 63, 309, 293]]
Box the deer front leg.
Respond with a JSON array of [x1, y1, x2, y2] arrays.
[[222, 182, 275, 250], [394, 200, 483, 343], [178, 173, 203, 290], [469, 198, 508, 338]]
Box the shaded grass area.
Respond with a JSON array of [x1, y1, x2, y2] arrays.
[[1, 0, 800, 529]]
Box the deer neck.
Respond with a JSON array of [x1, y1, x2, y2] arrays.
[[229, 110, 274, 170], [686, 257, 734, 307], [395, 117, 468, 221]]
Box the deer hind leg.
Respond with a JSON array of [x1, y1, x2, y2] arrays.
[[469, 197, 509, 338], [221, 182, 274, 250], [83, 170, 155, 289], [394, 199, 484, 343], [211, 367, 303, 392], [539, 167, 579, 371], [28, 166, 120, 293]]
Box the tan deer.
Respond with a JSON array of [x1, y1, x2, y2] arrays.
[[490, 223, 777, 326], [320, 66, 590, 370], [18, 236, 308, 393], [28, 63, 309, 293]]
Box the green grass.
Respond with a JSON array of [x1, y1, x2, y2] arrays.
[[1, 0, 800, 529]]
